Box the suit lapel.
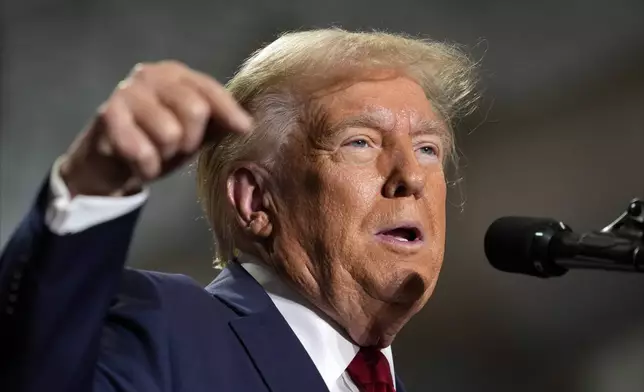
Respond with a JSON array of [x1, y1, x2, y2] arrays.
[[206, 261, 329, 392]]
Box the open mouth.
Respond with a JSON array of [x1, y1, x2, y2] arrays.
[[376, 226, 423, 243]]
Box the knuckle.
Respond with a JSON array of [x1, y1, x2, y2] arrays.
[[183, 97, 209, 120], [183, 136, 202, 153], [130, 62, 172, 83], [131, 62, 154, 79], [114, 80, 143, 101], [140, 158, 161, 179], [115, 78, 133, 91], [159, 59, 186, 70], [96, 101, 112, 120], [118, 83, 149, 104], [129, 60, 187, 87], [133, 142, 156, 162], [97, 99, 128, 129], [119, 144, 139, 162], [156, 120, 182, 146]]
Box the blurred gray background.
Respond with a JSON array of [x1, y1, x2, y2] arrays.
[[1, 0, 643, 391]]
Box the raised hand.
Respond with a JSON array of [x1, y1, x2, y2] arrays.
[[60, 60, 252, 197]]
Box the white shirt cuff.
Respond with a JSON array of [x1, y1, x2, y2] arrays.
[[45, 156, 149, 235]]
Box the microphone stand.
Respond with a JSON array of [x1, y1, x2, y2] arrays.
[[549, 198, 644, 274], [600, 199, 644, 243]]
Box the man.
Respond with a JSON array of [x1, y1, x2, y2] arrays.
[[0, 28, 477, 391]]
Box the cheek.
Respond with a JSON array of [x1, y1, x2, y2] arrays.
[[423, 166, 447, 205], [319, 164, 382, 217], [281, 163, 379, 249], [310, 168, 384, 268], [430, 176, 447, 227], [429, 168, 447, 204], [423, 171, 447, 254]]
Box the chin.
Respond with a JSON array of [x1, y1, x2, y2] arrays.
[[369, 264, 434, 306], [391, 269, 429, 304], [364, 238, 441, 303]]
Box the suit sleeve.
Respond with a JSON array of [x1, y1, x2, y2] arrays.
[[0, 177, 155, 392]]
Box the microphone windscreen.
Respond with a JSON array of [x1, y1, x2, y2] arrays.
[[484, 216, 565, 276]]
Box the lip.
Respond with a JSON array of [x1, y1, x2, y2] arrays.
[[374, 221, 425, 252]]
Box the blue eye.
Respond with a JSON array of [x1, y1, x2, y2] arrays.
[[419, 146, 437, 156], [349, 139, 369, 148]]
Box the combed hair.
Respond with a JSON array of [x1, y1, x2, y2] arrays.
[[196, 28, 479, 266]]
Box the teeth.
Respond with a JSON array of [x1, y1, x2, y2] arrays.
[[396, 237, 409, 242]]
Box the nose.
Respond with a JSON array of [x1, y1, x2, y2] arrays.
[[382, 149, 426, 199]]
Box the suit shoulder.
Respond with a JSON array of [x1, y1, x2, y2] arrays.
[[110, 268, 228, 328], [119, 268, 207, 300], [114, 269, 234, 333]]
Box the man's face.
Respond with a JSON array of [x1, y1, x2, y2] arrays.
[[270, 75, 447, 347]]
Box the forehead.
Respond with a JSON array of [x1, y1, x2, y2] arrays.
[[313, 76, 446, 135]]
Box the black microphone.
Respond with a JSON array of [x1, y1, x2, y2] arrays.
[[484, 200, 644, 278]]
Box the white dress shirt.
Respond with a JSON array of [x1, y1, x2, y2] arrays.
[[46, 157, 149, 235], [45, 157, 396, 391], [240, 256, 395, 392]]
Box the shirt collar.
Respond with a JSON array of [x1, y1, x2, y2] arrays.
[[238, 254, 395, 390]]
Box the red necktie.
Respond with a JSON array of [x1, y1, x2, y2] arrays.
[[346, 347, 396, 392]]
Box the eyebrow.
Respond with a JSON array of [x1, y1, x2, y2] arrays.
[[326, 114, 381, 137], [411, 118, 449, 138], [328, 111, 449, 140]]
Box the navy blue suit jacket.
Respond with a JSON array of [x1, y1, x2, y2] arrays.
[[0, 183, 407, 392]]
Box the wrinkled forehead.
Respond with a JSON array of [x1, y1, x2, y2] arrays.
[[333, 106, 448, 136], [303, 76, 449, 140]]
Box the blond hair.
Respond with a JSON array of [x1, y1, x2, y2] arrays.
[[196, 28, 479, 266]]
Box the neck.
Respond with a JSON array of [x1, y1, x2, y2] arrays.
[[239, 248, 406, 347]]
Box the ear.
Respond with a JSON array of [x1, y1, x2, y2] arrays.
[[226, 165, 274, 239]]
